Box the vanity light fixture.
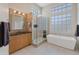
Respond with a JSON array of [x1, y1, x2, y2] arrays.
[[22, 13, 25, 16], [13, 10, 17, 13], [18, 11, 21, 15]]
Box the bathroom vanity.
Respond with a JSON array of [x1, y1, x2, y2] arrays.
[[9, 8, 32, 54], [9, 31, 32, 54]]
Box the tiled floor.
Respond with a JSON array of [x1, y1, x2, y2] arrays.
[[12, 42, 79, 55]]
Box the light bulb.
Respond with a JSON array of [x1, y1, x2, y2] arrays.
[[18, 12, 21, 14], [13, 10, 17, 13], [22, 13, 25, 15]]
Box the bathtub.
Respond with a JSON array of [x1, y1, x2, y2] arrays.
[[47, 34, 76, 50]]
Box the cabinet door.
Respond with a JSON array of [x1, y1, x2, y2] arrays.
[[26, 33, 32, 44], [9, 36, 19, 53], [9, 34, 32, 54], [19, 34, 29, 48]]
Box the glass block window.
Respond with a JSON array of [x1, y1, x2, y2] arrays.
[[50, 3, 72, 33], [51, 3, 72, 14], [31, 8, 40, 16]]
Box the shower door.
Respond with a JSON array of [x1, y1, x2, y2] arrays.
[[32, 16, 48, 45]]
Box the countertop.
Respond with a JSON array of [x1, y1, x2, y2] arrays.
[[9, 30, 32, 36]]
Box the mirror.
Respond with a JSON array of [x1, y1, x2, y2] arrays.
[[9, 8, 25, 31], [9, 8, 32, 33], [11, 15, 24, 31]]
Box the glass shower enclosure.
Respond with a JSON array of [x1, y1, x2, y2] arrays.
[[32, 16, 48, 46]]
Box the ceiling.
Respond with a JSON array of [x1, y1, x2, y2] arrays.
[[36, 3, 50, 7]]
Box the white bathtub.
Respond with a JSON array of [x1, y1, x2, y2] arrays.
[[47, 34, 76, 50]]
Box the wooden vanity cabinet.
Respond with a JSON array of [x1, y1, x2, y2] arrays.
[[9, 33, 32, 54]]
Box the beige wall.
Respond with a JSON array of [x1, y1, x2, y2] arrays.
[[78, 4, 79, 25], [0, 3, 9, 22], [42, 3, 77, 36]]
